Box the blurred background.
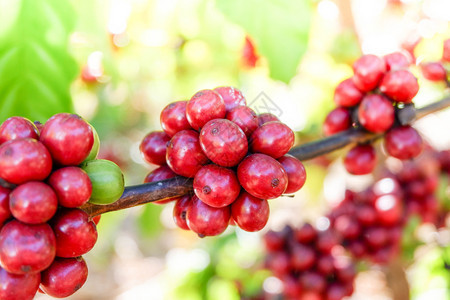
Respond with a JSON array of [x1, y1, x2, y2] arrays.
[[1, 0, 450, 299]]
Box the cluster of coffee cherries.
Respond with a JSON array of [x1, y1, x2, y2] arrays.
[[264, 225, 356, 300], [419, 38, 450, 84], [0, 114, 124, 299], [323, 51, 424, 175], [140, 86, 306, 237]]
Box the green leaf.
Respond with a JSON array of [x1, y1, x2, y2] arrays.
[[0, 0, 77, 123], [216, 0, 312, 83]]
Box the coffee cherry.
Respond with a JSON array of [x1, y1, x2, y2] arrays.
[[82, 159, 124, 205], [199, 119, 248, 167], [291, 244, 316, 271], [48, 167, 92, 208], [317, 230, 339, 253], [356, 205, 377, 226], [334, 215, 361, 239], [299, 271, 326, 293], [237, 153, 288, 199], [364, 227, 388, 248], [226, 106, 259, 137], [160, 101, 192, 137], [379, 70, 419, 103], [374, 195, 403, 226], [443, 39, 450, 62], [282, 274, 303, 298], [186, 89, 226, 130], [173, 195, 191, 230], [0, 117, 39, 145], [186, 195, 230, 237], [51, 208, 98, 258], [40, 257, 88, 298], [82, 125, 100, 163], [267, 252, 290, 277], [231, 191, 269, 232], [92, 215, 101, 225], [9, 182, 58, 224], [0, 139, 52, 184], [295, 223, 317, 244], [420, 62, 447, 81], [263, 230, 285, 252], [250, 122, 294, 159], [383, 52, 410, 71], [343, 144, 377, 175], [384, 125, 423, 160], [257, 113, 279, 126], [316, 255, 334, 275], [144, 165, 179, 205], [0, 220, 56, 274], [0, 267, 40, 300], [333, 78, 364, 107], [166, 130, 209, 177], [277, 154, 306, 193], [40, 113, 94, 165], [323, 107, 352, 136], [214, 86, 246, 112], [193, 164, 240, 208], [358, 94, 394, 133], [0, 187, 11, 224], [352, 54, 386, 92], [140, 131, 171, 165], [326, 283, 348, 300]]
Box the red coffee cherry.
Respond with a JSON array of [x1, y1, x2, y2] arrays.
[[0, 187, 11, 225], [343, 144, 377, 175], [0, 117, 39, 145], [160, 101, 192, 137], [384, 125, 423, 160], [186, 195, 230, 237], [323, 107, 352, 136], [173, 195, 191, 230], [40, 113, 94, 166], [291, 244, 316, 271], [294, 223, 317, 244], [193, 164, 240, 208], [40, 257, 88, 298], [250, 121, 295, 159], [374, 194, 403, 226], [420, 62, 447, 81], [237, 153, 288, 199], [277, 154, 306, 193], [364, 226, 389, 248], [186, 89, 226, 130], [48, 167, 92, 208], [166, 130, 209, 177], [0, 267, 40, 300], [231, 191, 269, 232], [383, 52, 410, 71], [352, 54, 386, 92], [334, 78, 364, 107], [140, 131, 171, 166], [0, 220, 56, 274], [379, 69, 419, 103], [0, 138, 52, 185], [226, 106, 259, 137], [257, 113, 279, 126], [144, 165, 179, 205], [199, 119, 248, 167], [214, 86, 246, 112], [358, 94, 394, 133]]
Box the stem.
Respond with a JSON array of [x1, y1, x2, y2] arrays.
[[385, 260, 410, 300]]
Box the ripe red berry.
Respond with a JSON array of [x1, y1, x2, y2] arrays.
[[226, 106, 259, 137], [420, 62, 447, 81], [199, 119, 248, 167], [294, 223, 317, 244], [0, 267, 40, 300], [231, 191, 269, 232], [384, 126, 423, 160], [316, 230, 339, 253], [40, 113, 94, 166], [0, 117, 39, 145], [364, 227, 388, 248], [193, 164, 240, 208], [257, 113, 279, 126], [374, 195, 403, 226], [358, 94, 394, 133], [343, 144, 377, 175], [334, 215, 361, 239], [9, 182, 58, 224], [277, 154, 306, 193], [383, 52, 410, 71], [173, 195, 191, 230], [327, 283, 348, 300], [323, 107, 352, 136], [333, 78, 364, 107], [290, 244, 316, 271], [186, 89, 226, 130], [48, 167, 92, 208], [0, 138, 52, 184], [51, 208, 98, 258], [140, 131, 171, 166], [356, 204, 377, 226], [379, 70, 419, 103], [186, 195, 230, 237], [263, 230, 285, 252], [352, 54, 386, 92], [214, 86, 246, 112], [250, 122, 294, 158], [299, 271, 326, 293], [267, 252, 290, 277], [316, 254, 335, 275], [160, 101, 191, 137], [144, 165, 179, 205], [166, 130, 209, 177], [0, 220, 56, 274], [40, 257, 88, 298], [237, 153, 288, 199], [443, 39, 450, 62], [0, 187, 11, 225]]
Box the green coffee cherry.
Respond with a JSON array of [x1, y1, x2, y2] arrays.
[[83, 125, 100, 163], [81, 159, 124, 205]]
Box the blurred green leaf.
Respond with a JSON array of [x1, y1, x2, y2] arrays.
[[216, 0, 311, 83], [137, 204, 163, 237], [0, 0, 77, 122]]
